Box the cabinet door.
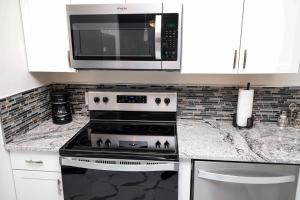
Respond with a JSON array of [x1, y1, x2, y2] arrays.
[[239, 0, 300, 74], [181, 0, 244, 74], [20, 0, 75, 72], [13, 170, 63, 200], [71, 0, 124, 4]]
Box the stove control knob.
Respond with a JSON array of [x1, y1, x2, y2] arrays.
[[105, 139, 111, 148], [164, 141, 170, 149], [102, 97, 109, 103], [155, 141, 161, 148], [164, 98, 170, 105], [94, 97, 100, 103], [96, 139, 103, 147], [155, 98, 161, 105]]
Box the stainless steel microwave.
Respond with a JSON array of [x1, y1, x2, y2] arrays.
[[66, 3, 182, 71]]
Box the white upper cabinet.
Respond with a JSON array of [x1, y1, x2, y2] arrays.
[[239, 0, 300, 74], [20, 0, 75, 72], [181, 0, 244, 74], [181, 0, 300, 74]]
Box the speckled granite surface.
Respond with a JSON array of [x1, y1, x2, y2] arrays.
[[5, 115, 89, 152], [6, 115, 300, 164], [177, 119, 300, 164]]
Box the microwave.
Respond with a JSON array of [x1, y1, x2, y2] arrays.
[[66, 3, 182, 71]]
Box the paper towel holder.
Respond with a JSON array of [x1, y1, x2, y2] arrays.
[[233, 113, 254, 129]]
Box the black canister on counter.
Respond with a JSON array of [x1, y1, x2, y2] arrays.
[[51, 91, 74, 124]]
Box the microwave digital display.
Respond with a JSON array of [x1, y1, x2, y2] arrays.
[[117, 95, 147, 103]]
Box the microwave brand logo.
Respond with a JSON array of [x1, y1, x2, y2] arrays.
[[117, 6, 127, 11]]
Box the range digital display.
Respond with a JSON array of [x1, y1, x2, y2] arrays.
[[117, 95, 147, 103]]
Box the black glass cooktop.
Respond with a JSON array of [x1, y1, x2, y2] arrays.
[[89, 121, 175, 136], [60, 121, 178, 161]]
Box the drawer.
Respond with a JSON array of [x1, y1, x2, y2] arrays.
[[10, 151, 61, 172]]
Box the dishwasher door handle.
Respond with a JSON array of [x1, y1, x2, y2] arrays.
[[198, 170, 295, 184]]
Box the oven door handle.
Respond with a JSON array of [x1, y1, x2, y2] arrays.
[[198, 170, 295, 184], [155, 15, 162, 60], [61, 158, 179, 172]]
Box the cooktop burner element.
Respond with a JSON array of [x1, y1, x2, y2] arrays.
[[60, 91, 178, 161]]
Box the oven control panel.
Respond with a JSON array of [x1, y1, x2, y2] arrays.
[[91, 134, 176, 151], [87, 91, 177, 112]]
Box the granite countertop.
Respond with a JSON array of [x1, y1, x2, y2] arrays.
[[177, 119, 300, 164], [6, 115, 300, 164], [5, 115, 89, 152]]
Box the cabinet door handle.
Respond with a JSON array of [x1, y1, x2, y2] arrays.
[[57, 179, 62, 195], [233, 50, 237, 69], [243, 49, 247, 69], [25, 160, 43, 165], [67, 50, 71, 67]]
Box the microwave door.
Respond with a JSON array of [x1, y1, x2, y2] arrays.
[[68, 13, 163, 70]]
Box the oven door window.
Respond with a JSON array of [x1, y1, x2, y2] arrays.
[[62, 166, 178, 200], [70, 14, 157, 61]]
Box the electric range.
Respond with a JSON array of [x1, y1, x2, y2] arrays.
[[59, 91, 179, 200]]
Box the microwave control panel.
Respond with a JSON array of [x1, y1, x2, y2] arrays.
[[162, 14, 179, 61]]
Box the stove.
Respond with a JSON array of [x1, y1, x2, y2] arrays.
[[60, 91, 179, 200], [60, 91, 178, 161]]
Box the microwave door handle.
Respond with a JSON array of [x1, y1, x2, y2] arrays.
[[61, 158, 178, 172], [155, 15, 162, 60], [198, 170, 295, 184]]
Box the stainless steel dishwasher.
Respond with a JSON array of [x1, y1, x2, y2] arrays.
[[193, 161, 300, 200]]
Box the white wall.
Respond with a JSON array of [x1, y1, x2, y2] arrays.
[[0, 0, 50, 199], [49, 70, 300, 87]]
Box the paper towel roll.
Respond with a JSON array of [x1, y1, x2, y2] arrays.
[[237, 89, 254, 127]]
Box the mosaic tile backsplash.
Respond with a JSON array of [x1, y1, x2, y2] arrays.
[[52, 84, 300, 122], [1, 83, 300, 144], [0, 86, 51, 143]]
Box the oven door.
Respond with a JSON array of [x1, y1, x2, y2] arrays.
[[61, 157, 179, 200], [66, 4, 162, 70]]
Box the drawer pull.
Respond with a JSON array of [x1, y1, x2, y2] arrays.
[[57, 179, 62, 195], [25, 160, 44, 165]]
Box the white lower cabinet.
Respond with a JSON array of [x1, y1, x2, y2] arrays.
[[10, 151, 63, 200], [13, 170, 63, 200]]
